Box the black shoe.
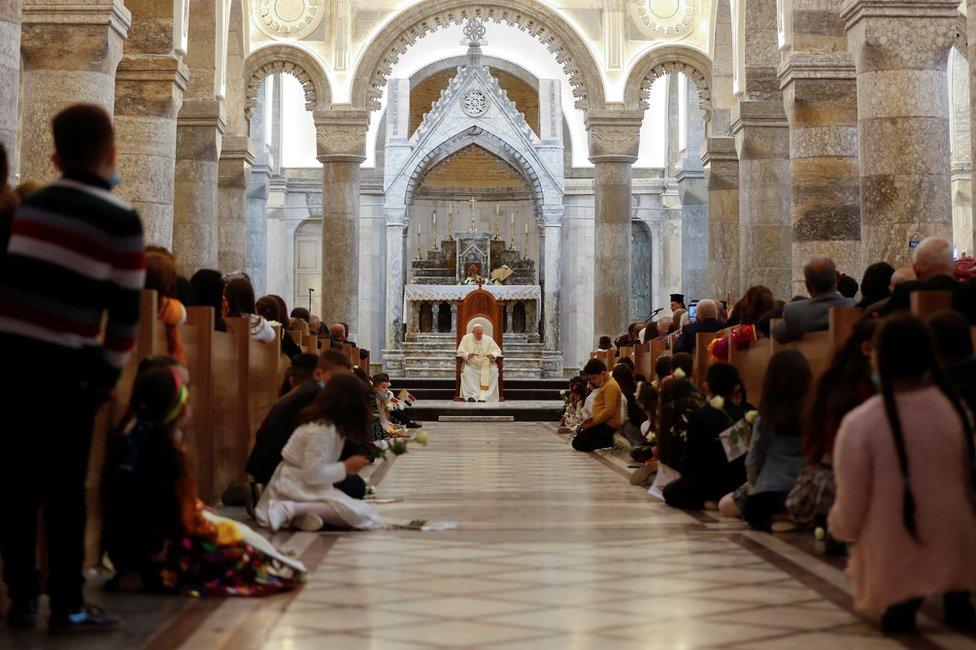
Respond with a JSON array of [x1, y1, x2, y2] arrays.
[[49, 603, 122, 634], [5, 598, 38, 629], [880, 601, 920, 635], [467, 398, 475, 402], [406, 421, 422, 429]]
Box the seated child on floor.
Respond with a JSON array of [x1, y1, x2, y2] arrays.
[[102, 356, 304, 596]]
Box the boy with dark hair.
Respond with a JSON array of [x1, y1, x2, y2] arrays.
[[572, 358, 624, 452], [0, 104, 145, 632]]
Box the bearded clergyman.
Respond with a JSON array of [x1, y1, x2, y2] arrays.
[[456, 324, 503, 402]]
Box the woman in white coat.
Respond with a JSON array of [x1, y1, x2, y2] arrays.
[[256, 374, 386, 532]]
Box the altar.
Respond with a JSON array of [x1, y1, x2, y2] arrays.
[[404, 283, 541, 340]]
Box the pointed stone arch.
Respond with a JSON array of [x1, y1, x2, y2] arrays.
[[244, 43, 332, 119], [350, 0, 606, 112], [404, 126, 547, 219], [623, 44, 713, 116]]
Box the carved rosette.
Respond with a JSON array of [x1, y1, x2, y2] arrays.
[[628, 0, 702, 39], [638, 61, 711, 116], [245, 61, 317, 119], [253, 0, 324, 40], [361, 8, 590, 111]]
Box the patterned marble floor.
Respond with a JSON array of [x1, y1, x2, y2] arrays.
[[6, 422, 975, 649]]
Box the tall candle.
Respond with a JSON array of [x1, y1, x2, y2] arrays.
[[524, 223, 528, 235], [432, 210, 437, 232], [510, 212, 514, 226]]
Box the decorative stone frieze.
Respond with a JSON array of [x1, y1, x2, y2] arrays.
[[252, 0, 323, 40]]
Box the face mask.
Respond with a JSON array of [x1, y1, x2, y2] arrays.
[[317, 379, 326, 389], [107, 172, 122, 189]]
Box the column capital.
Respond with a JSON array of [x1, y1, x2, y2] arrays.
[[841, 0, 959, 28], [115, 54, 189, 118], [220, 135, 255, 166], [177, 98, 227, 133], [585, 110, 643, 163], [730, 99, 789, 135], [778, 52, 856, 89], [541, 207, 563, 227], [21, 0, 131, 72], [314, 109, 369, 163], [22, 0, 131, 38], [701, 136, 737, 166]]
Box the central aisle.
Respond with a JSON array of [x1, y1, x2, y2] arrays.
[[245, 423, 914, 649]]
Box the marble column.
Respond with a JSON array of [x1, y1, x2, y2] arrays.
[[650, 220, 664, 313], [0, 0, 21, 181], [246, 84, 271, 295], [19, 0, 130, 183], [542, 216, 561, 351], [113, 0, 188, 248], [172, 0, 224, 272], [949, 48, 972, 255], [384, 207, 407, 351], [732, 100, 792, 298], [678, 100, 708, 300], [173, 101, 224, 271], [843, 0, 957, 268], [315, 110, 368, 341], [217, 137, 253, 275], [780, 55, 860, 295], [703, 137, 739, 296], [586, 112, 642, 344]]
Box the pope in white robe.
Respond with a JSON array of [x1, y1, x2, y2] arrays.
[[456, 324, 503, 402]]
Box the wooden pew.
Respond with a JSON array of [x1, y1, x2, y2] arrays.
[[633, 343, 654, 381], [693, 332, 718, 388], [910, 290, 953, 320], [618, 346, 634, 360], [650, 337, 669, 367], [728, 334, 773, 405], [211, 317, 251, 503]]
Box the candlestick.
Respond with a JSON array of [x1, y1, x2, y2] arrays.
[[416, 228, 422, 260], [447, 206, 454, 240], [494, 206, 501, 239], [432, 210, 437, 238], [469, 196, 476, 231]]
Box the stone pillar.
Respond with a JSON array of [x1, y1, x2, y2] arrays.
[[113, 0, 188, 249], [542, 216, 561, 351], [246, 84, 271, 295], [780, 0, 861, 295], [586, 112, 642, 344], [19, 0, 130, 183], [217, 137, 253, 275], [843, 0, 957, 268], [949, 48, 972, 255], [173, 101, 224, 271], [172, 0, 224, 272], [678, 100, 708, 300], [315, 110, 368, 341], [703, 137, 739, 296], [732, 100, 792, 298], [650, 220, 664, 312], [0, 0, 21, 181], [384, 207, 407, 350]]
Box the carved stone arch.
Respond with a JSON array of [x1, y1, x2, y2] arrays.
[[244, 43, 332, 119], [403, 126, 547, 219], [410, 55, 540, 90], [350, 0, 606, 112], [623, 45, 713, 116]]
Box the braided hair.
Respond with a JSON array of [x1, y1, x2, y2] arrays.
[[874, 313, 976, 542]]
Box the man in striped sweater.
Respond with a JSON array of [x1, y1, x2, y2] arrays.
[[0, 105, 145, 633]]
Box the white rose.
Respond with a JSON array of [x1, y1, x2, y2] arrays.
[[744, 410, 758, 424], [672, 368, 686, 379], [709, 396, 725, 410]]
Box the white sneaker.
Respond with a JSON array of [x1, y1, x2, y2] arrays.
[[266, 500, 294, 532], [296, 513, 324, 532]]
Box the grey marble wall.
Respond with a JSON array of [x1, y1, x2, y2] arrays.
[[560, 190, 595, 372], [0, 0, 20, 184], [321, 159, 361, 339], [704, 137, 740, 297]]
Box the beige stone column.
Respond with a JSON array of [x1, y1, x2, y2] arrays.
[[843, 0, 957, 268], [315, 110, 368, 340], [780, 56, 860, 294], [703, 137, 739, 296], [732, 100, 792, 298], [949, 47, 972, 255], [217, 137, 253, 275], [586, 111, 641, 343], [19, 0, 130, 183], [113, 0, 188, 248], [0, 0, 21, 181], [172, 0, 224, 272]]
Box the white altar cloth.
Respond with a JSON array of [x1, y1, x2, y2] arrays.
[[404, 284, 541, 302]]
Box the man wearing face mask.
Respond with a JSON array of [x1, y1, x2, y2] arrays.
[[245, 349, 358, 495]]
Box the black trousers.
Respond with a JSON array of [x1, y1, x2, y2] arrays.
[[741, 490, 788, 531], [572, 424, 616, 452], [0, 380, 100, 613]]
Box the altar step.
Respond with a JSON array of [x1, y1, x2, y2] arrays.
[[389, 378, 568, 402], [393, 333, 563, 379], [385, 378, 566, 422]]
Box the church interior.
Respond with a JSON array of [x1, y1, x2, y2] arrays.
[[3, 0, 976, 646]]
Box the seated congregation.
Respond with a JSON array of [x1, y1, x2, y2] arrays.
[[561, 239, 976, 634], [0, 104, 425, 634]]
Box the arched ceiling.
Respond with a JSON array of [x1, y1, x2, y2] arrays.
[[416, 144, 532, 198]]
